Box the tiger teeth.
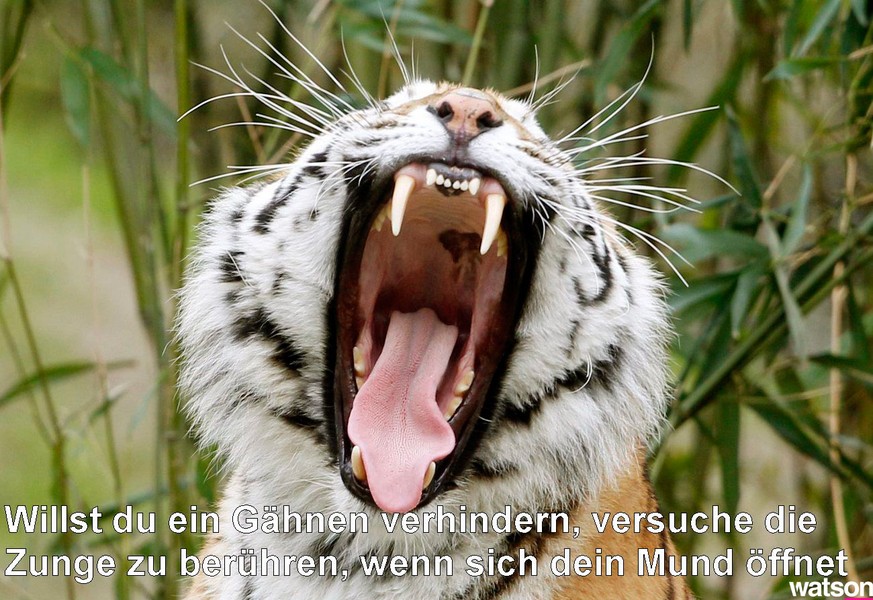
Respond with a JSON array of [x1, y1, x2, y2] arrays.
[[423, 170, 482, 196], [445, 370, 474, 420], [391, 174, 416, 236], [422, 461, 436, 489], [455, 369, 475, 394], [497, 229, 508, 258], [371, 203, 389, 232], [351, 446, 367, 482], [480, 193, 507, 254], [444, 396, 463, 420], [353, 346, 366, 376]]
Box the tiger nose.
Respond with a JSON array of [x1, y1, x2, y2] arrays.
[[431, 89, 503, 142]]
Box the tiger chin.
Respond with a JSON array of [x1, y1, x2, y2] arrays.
[[177, 80, 693, 599]]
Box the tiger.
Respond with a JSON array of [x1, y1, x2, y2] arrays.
[[176, 56, 694, 598]]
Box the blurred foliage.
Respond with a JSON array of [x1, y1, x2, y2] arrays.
[[0, 0, 871, 599]]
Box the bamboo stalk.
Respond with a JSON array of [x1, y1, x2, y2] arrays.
[[829, 154, 859, 582], [83, 162, 130, 600], [462, 0, 492, 86]]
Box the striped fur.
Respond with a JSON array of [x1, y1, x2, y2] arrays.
[[177, 80, 689, 599]]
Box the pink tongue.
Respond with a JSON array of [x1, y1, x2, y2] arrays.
[[348, 308, 457, 513]]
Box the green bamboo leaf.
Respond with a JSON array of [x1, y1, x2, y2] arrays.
[[749, 400, 873, 489], [78, 47, 176, 137], [595, 0, 661, 101], [60, 55, 90, 149], [0, 361, 135, 409], [782, 0, 803, 56], [851, 0, 869, 25], [697, 193, 741, 211], [399, 25, 473, 46], [726, 111, 762, 210], [761, 214, 807, 358], [669, 274, 734, 315], [662, 223, 768, 263], [793, 0, 841, 57], [336, 0, 472, 46], [782, 164, 812, 255], [730, 265, 764, 337], [765, 57, 844, 81], [717, 397, 740, 514], [846, 282, 871, 362], [87, 394, 120, 425], [696, 313, 733, 393], [810, 354, 873, 386]]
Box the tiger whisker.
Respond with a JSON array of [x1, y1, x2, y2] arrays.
[[255, 111, 323, 133], [587, 184, 701, 206], [575, 155, 736, 192], [257, 0, 349, 97], [235, 62, 333, 129], [585, 194, 692, 215], [339, 32, 379, 111], [216, 45, 323, 134], [567, 107, 719, 155], [190, 164, 292, 187], [252, 31, 350, 117], [380, 10, 411, 86], [209, 120, 318, 139]]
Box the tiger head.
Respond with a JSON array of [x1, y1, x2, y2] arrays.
[[177, 79, 670, 518]]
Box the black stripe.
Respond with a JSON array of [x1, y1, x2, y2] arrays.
[[218, 250, 244, 283], [617, 252, 634, 305], [253, 177, 301, 234], [586, 343, 623, 391], [469, 457, 519, 480], [565, 318, 581, 358], [233, 308, 306, 374], [270, 406, 322, 430], [242, 577, 255, 600], [501, 343, 623, 427], [302, 151, 329, 177], [227, 389, 263, 412], [573, 276, 588, 305], [589, 247, 613, 303], [271, 271, 286, 295], [308, 530, 353, 558], [500, 394, 544, 426]]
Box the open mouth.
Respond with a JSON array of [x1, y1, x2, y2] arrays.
[[333, 160, 531, 513]]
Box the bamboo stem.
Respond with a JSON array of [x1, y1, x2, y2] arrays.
[[462, 0, 492, 86], [829, 154, 859, 582]]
